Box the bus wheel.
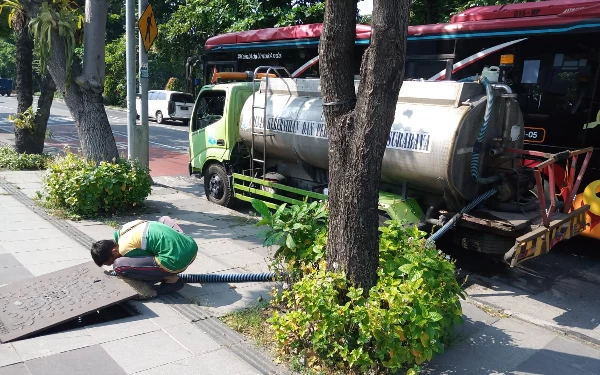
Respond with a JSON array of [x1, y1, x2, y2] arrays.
[[204, 163, 233, 207]]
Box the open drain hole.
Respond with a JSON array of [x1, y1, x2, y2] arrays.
[[30, 302, 140, 338]]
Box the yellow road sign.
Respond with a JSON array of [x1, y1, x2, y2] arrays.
[[138, 4, 158, 53]]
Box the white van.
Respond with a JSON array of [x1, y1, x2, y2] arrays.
[[136, 90, 194, 125]]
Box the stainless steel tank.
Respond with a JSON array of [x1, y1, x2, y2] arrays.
[[239, 78, 524, 201]]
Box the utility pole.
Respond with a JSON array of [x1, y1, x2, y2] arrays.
[[125, 0, 137, 160], [137, 0, 150, 168]]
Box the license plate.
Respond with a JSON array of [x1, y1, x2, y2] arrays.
[[509, 205, 589, 266], [180, 106, 189, 110]]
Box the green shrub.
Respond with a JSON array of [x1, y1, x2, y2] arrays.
[[42, 149, 152, 218], [164, 77, 183, 92], [252, 200, 327, 284], [0, 146, 53, 170], [252, 200, 464, 374]]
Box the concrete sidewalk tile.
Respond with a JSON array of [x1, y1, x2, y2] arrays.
[[0, 220, 54, 232], [423, 317, 556, 374], [193, 239, 245, 257], [127, 300, 190, 329], [13, 247, 89, 266], [2, 238, 83, 252], [101, 330, 192, 374], [230, 235, 265, 250], [4, 206, 38, 215], [163, 323, 221, 356], [206, 297, 261, 317], [0, 343, 22, 368], [85, 316, 160, 344], [183, 255, 230, 274], [178, 281, 231, 298], [0, 196, 27, 207], [214, 249, 267, 268], [0, 213, 47, 224], [231, 224, 262, 238], [75, 224, 116, 241], [0, 228, 64, 242], [180, 288, 243, 311], [24, 345, 126, 375], [455, 301, 501, 339], [12, 328, 98, 361], [0, 254, 34, 284], [513, 349, 596, 375], [534, 336, 600, 373], [0, 363, 30, 375], [134, 348, 263, 375], [26, 259, 89, 276]]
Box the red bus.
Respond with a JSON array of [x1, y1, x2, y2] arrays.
[[186, 0, 600, 239]]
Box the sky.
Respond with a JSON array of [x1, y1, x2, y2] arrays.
[[358, 0, 373, 15]]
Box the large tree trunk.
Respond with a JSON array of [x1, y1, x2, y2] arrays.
[[26, 0, 118, 163], [14, 11, 33, 115], [320, 0, 410, 293], [14, 73, 56, 154]]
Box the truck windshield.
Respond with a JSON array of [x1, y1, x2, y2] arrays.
[[192, 91, 226, 131]]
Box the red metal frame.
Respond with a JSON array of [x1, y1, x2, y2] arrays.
[[505, 147, 593, 227]]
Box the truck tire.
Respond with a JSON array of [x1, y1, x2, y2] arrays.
[[451, 228, 516, 256], [204, 163, 234, 207]]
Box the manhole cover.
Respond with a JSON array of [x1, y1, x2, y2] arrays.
[[0, 262, 138, 343]]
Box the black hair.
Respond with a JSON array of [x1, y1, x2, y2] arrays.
[[91, 240, 117, 267]]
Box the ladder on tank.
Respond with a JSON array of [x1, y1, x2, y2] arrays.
[[249, 66, 291, 179]]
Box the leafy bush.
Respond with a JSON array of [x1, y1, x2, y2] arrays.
[[0, 146, 53, 170], [42, 149, 152, 218], [252, 200, 464, 374], [253, 200, 328, 284], [164, 77, 184, 92], [8, 107, 36, 133]]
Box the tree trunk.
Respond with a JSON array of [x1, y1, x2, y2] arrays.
[[28, 0, 119, 163], [14, 73, 56, 154], [320, 0, 410, 293], [14, 11, 33, 114]]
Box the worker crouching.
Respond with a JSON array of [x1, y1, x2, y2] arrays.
[[90, 216, 198, 295]]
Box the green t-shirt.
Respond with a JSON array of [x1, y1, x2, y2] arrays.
[[114, 220, 198, 273]]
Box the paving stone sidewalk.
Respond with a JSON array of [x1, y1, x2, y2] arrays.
[[0, 170, 599, 375]]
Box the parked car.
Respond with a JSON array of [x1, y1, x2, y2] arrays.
[[0, 78, 12, 97], [136, 90, 194, 126]]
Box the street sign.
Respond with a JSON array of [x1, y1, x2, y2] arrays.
[[140, 63, 149, 79], [138, 4, 158, 53]]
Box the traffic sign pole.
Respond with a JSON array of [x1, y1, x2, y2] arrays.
[[125, 0, 137, 160], [137, 0, 150, 169]]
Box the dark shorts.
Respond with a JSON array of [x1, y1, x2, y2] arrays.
[[113, 216, 191, 283]]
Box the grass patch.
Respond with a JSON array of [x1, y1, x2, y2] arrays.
[[0, 146, 53, 170]]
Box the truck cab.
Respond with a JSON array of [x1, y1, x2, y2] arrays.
[[188, 82, 255, 205]]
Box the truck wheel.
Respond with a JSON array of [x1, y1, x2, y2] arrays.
[[204, 163, 233, 207], [451, 228, 515, 256], [156, 111, 164, 124]]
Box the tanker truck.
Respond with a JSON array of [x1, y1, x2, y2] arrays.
[[187, 67, 593, 267]]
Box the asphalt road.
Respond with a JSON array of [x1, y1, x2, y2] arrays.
[[0, 96, 191, 176]]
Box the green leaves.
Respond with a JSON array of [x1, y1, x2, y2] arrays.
[[263, 202, 464, 374], [0, 146, 53, 170], [41, 148, 152, 218]]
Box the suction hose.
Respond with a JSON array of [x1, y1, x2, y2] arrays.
[[471, 77, 501, 185], [107, 270, 276, 283], [427, 188, 498, 244]]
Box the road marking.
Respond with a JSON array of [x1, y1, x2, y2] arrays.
[[111, 130, 188, 152]]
